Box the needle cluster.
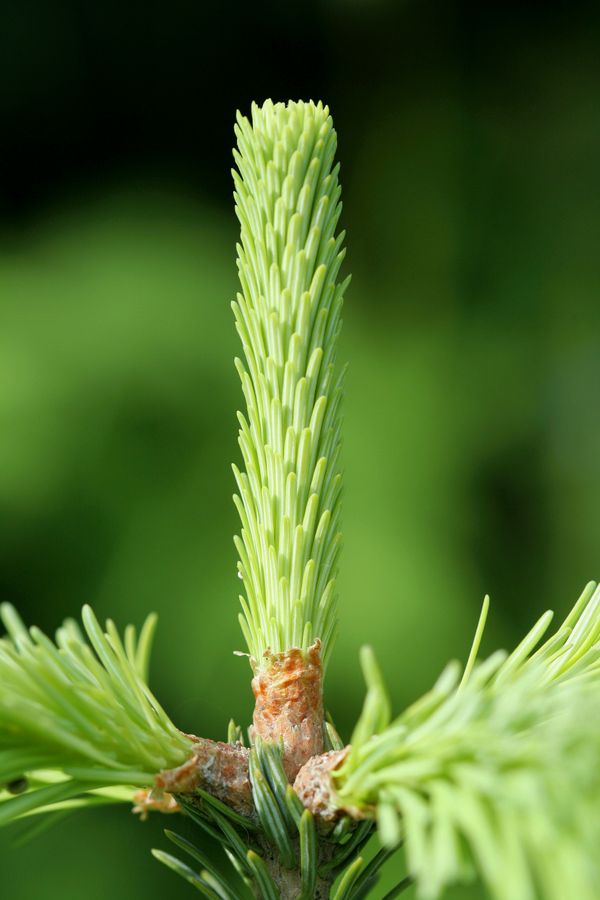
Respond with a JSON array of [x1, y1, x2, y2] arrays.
[[232, 100, 348, 667]]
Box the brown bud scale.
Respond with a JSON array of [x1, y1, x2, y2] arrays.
[[252, 641, 324, 781], [293, 747, 349, 824]]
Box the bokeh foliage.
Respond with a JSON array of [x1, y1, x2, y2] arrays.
[[1, 1, 600, 898]]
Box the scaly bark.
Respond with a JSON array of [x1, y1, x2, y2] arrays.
[[155, 736, 253, 816]]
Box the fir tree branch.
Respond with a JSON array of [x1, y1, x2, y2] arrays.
[[331, 582, 600, 900], [0, 603, 193, 824]]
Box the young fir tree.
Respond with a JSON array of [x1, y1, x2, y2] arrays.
[[1, 99, 600, 900]]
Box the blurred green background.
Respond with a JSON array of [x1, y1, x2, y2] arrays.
[[1, 0, 599, 897]]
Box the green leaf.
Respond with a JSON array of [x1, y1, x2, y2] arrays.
[[209, 808, 255, 877], [177, 797, 226, 844], [381, 877, 413, 899], [284, 784, 304, 828], [151, 850, 220, 898], [249, 753, 295, 868], [329, 815, 353, 845], [164, 830, 236, 899], [227, 719, 244, 746], [324, 720, 345, 752], [194, 787, 258, 832], [0, 779, 97, 827], [349, 647, 391, 749], [246, 850, 280, 900], [330, 856, 366, 900], [350, 845, 401, 899], [299, 809, 318, 900], [254, 739, 296, 832], [223, 847, 255, 895], [320, 821, 373, 875]]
